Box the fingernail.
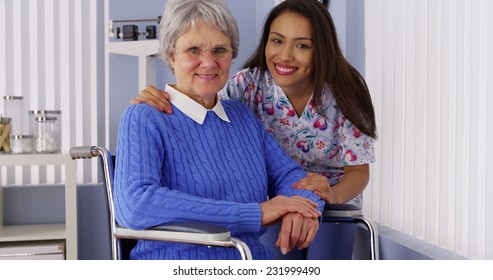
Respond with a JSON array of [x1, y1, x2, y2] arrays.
[[282, 248, 287, 255]]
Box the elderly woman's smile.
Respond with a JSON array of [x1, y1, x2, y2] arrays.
[[170, 22, 232, 109]]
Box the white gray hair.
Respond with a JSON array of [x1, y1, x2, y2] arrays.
[[158, 0, 239, 72]]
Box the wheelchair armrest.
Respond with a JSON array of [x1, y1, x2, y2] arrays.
[[114, 222, 232, 244], [114, 222, 253, 259], [323, 203, 362, 218], [150, 221, 231, 234]]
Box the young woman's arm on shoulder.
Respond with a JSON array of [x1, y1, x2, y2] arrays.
[[132, 85, 172, 114]]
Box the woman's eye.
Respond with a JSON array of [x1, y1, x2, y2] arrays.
[[188, 47, 200, 54], [212, 47, 227, 54], [297, 43, 311, 49]]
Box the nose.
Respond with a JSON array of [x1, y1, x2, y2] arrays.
[[278, 45, 293, 61], [199, 50, 217, 67]]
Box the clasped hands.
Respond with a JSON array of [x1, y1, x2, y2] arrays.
[[260, 173, 335, 255], [260, 195, 321, 255]]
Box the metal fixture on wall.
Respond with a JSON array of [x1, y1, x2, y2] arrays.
[[109, 17, 161, 41]]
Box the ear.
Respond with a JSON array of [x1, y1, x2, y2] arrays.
[[169, 52, 176, 69]]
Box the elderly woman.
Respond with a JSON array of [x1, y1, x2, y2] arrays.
[[113, 0, 324, 260]]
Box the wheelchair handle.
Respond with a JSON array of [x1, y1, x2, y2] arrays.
[[69, 146, 100, 159]]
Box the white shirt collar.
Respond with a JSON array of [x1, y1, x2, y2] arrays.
[[165, 84, 230, 125]]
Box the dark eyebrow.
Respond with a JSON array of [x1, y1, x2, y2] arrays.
[[269, 31, 312, 41]]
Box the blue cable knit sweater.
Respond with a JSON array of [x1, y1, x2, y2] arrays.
[[114, 100, 324, 260]]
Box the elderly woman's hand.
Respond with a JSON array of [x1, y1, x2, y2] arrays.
[[275, 213, 319, 255], [260, 195, 321, 227], [131, 85, 173, 114], [292, 172, 336, 203]]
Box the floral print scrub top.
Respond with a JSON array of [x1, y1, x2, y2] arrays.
[[221, 67, 375, 207]]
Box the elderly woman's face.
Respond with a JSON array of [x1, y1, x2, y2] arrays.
[[170, 22, 232, 107]]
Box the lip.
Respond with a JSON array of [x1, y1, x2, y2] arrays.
[[274, 63, 297, 76], [195, 73, 218, 80]]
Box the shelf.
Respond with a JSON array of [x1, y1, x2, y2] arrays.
[[0, 224, 65, 242], [108, 40, 159, 56], [0, 153, 75, 165], [0, 153, 77, 259]]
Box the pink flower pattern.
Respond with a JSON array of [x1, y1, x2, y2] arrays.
[[315, 140, 326, 150]]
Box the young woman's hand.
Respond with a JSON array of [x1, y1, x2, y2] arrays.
[[132, 85, 173, 114], [293, 165, 370, 204], [260, 195, 320, 227], [292, 172, 334, 203]]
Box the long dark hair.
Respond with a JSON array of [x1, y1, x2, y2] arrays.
[[243, 0, 377, 139]]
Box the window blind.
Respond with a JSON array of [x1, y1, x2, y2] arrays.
[[364, 0, 493, 259]]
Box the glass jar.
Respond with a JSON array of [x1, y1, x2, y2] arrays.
[[11, 135, 34, 154], [28, 110, 62, 136], [3, 96, 25, 135], [0, 117, 12, 153], [35, 116, 60, 153]]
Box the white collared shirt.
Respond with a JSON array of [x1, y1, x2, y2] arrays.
[[165, 84, 230, 125]]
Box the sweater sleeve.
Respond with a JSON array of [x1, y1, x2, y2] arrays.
[[113, 105, 261, 233]]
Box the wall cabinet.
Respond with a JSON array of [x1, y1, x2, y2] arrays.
[[0, 154, 77, 259]]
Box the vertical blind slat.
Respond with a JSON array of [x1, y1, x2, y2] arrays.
[[446, 0, 459, 253], [89, 0, 98, 182], [0, 0, 6, 99], [402, 0, 415, 235], [438, 0, 451, 251], [391, 1, 406, 230], [380, 0, 394, 227], [424, 0, 440, 244], [12, 0, 23, 186], [486, 0, 493, 260], [59, 0, 70, 153], [44, 0, 55, 110], [73, 0, 84, 182], [365, 0, 383, 223]]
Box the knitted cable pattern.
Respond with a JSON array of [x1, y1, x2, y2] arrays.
[[114, 101, 323, 260]]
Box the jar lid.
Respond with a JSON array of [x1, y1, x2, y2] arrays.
[[3, 96, 24, 100], [1, 117, 12, 122], [29, 110, 62, 115], [11, 135, 34, 139], [35, 116, 57, 122]]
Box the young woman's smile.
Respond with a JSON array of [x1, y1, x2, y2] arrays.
[[266, 12, 315, 98]]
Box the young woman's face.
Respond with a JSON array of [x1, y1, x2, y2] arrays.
[[265, 12, 315, 97], [170, 22, 232, 108]]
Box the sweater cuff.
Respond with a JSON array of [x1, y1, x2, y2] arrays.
[[236, 203, 262, 233]]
